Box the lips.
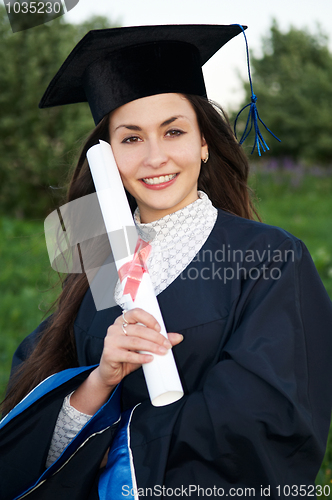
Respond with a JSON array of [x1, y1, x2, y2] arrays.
[[139, 173, 179, 190], [142, 173, 177, 185]]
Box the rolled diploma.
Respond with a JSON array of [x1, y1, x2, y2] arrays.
[[86, 140, 184, 407]]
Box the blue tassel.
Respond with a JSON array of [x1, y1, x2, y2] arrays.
[[233, 24, 281, 156]]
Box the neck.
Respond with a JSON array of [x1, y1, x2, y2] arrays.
[[137, 192, 200, 223]]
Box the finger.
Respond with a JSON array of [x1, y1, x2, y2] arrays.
[[105, 347, 154, 365], [114, 308, 160, 331], [167, 333, 184, 346], [112, 332, 171, 355], [117, 323, 172, 348]]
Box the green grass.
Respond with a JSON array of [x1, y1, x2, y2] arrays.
[[0, 169, 331, 494], [250, 167, 332, 297], [0, 217, 60, 399]]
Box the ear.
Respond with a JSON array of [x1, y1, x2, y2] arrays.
[[200, 136, 208, 161]]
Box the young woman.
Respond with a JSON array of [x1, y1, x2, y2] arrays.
[[1, 25, 332, 500]]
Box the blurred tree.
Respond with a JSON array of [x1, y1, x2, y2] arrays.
[[234, 21, 332, 164], [0, 7, 117, 218]]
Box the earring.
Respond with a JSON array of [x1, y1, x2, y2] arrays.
[[202, 151, 209, 163]]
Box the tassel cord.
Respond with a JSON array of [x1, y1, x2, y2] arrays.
[[232, 24, 281, 155]]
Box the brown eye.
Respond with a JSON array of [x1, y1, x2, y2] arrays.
[[122, 136, 141, 143], [166, 129, 184, 137]]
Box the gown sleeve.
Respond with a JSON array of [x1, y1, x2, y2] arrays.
[[129, 237, 332, 496], [0, 321, 121, 500]]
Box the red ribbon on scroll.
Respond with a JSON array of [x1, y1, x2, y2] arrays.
[[118, 238, 152, 301]]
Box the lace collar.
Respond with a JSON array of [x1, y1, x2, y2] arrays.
[[114, 191, 217, 305]]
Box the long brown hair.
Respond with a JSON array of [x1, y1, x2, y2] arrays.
[[1, 94, 260, 415]]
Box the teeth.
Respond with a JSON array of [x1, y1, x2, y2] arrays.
[[143, 174, 177, 185]]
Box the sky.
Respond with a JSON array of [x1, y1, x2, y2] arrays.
[[60, 0, 332, 111]]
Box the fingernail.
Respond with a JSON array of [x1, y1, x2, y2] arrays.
[[159, 346, 168, 354], [163, 339, 172, 349]]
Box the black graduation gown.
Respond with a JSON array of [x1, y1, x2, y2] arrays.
[[1, 209, 332, 500]]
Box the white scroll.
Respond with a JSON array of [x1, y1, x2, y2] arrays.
[[87, 140, 184, 407]]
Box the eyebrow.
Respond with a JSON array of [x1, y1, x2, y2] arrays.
[[113, 115, 186, 132]]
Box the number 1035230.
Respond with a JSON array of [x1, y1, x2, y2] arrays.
[[276, 484, 331, 496], [5, 2, 62, 14]]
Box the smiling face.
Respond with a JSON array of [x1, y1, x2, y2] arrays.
[[109, 93, 208, 223]]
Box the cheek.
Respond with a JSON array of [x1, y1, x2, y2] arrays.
[[112, 149, 140, 182], [184, 134, 203, 158], [117, 167, 137, 199], [171, 138, 201, 161], [176, 144, 202, 169]]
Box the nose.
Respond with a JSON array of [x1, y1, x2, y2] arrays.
[[143, 138, 168, 169]]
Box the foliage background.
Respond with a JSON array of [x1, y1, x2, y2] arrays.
[[0, 6, 115, 217], [232, 20, 332, 165], [0, 10, 332, 496]]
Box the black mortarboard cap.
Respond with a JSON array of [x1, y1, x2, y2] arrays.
[[39, 24, 246, 125]]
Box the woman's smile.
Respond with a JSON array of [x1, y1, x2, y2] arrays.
[[109, 93, 208, 222], [140, 173, 178, 188]]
